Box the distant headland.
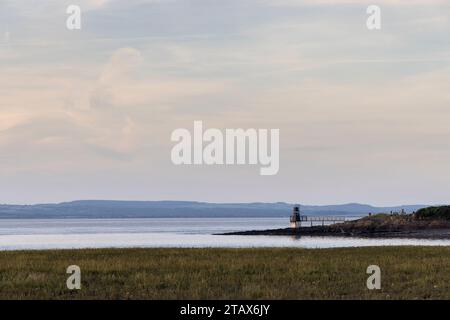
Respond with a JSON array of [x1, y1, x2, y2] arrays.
[[221, 206, 450, 239]]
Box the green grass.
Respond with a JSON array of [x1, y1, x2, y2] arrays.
[[0, 247, 449, 300]]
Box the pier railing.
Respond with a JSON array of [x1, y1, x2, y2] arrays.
[[301, 215, 363, 226]]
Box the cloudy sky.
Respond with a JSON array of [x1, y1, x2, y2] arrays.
[[0, 0, 449, 205]]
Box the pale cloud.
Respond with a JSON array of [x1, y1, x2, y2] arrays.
[[0, 0, 449, 204], [87, 47, 227, 108], [0, 113, 30, 133], [84, 0, 111, 8], [264, 0, 450, 5], [98, 47, 143, 84], [0, 46, 228, 171]]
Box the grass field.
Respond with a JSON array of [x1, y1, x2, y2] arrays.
[[0, 247, 449, 299]]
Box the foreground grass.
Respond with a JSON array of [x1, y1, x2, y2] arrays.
[[0, 247, 449, 299]]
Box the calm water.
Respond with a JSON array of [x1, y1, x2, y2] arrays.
[[0, 218, 449, 250]]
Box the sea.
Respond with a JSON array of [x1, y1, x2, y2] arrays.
[[0, 218, 449, 250]]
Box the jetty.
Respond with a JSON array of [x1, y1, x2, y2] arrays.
[[290, 205, 361, 227]]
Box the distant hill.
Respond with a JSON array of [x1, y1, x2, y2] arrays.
[[0, 200, 430, 219]]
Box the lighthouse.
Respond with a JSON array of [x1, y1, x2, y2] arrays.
[[290, 206, 302, 229]]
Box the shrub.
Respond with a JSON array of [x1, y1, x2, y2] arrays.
[[415, 206, 450, 220]]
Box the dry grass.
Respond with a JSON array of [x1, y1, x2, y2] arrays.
[[0, 247, 449, 300]]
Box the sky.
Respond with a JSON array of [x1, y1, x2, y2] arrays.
[[0, 0, 449, 205]]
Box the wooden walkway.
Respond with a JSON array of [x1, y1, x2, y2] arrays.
[[300, 215, 363, 226]]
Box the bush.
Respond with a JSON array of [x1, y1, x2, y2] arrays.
[[415, 206, 450, 220]]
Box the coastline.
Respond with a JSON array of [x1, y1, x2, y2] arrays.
[[220, 208, 450, 239], [218, 227, 450, 239]]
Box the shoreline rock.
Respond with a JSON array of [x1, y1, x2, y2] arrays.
[[219, 211, 450, 239], [218, 227, 450, 239]]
